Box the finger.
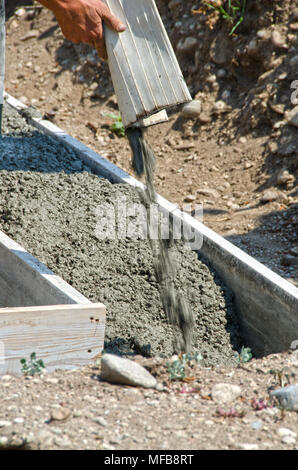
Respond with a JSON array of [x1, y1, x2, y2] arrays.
[[95, 38, 108, 61], [100, 5, 126, 32]]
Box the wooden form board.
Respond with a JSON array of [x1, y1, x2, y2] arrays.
[[0, 303, 106, 375]]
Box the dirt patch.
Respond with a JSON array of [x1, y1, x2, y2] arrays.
[[0, 102, 242, 364]]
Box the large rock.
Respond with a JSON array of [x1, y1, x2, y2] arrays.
[[101, 354, 157, 388], [270, 384, 298, 411]]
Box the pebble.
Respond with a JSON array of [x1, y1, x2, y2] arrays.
[[101, 354, 157, 388], [261, 190, 278, 203], [181, 100, 201, 118], [54, 437, 73, 448], [0, 421, 12, 428], [199, 113, 211, 123], [18, 96, 29, 105], [210, 36, 233, 65], [244, 162, 253, 169], [1, 375, 11, 381], [168, 0, 182, 10], [293, 8, 298, 20], [15, 8, 26, 17], [247, 38, 259, 57], [289, 55, 298, 68], [94, 417, 107, 427], [276, 169, 294, 185], [289, 22, 298, 31], [211, 383, 242, 404], [238, 443, 259, 450], [50, 407, 71, 422], [213, 100, 229, 112], [250, 421, 263, 430], [0, 436, 8, 446], [20, 30, 39, 41], [287, 106, 298, 128], [257, 29, 270, 40], [176, 37, 198, 55], [197, 188, 219, 198], [217, 68, 227, 78], [290, 247, 298, 257], [155, 382, 164, 392], [13, 417, 24, 424], [44, 377, 59, 385], [281, 255, 298, 267], [282, 435, 296, 445], [277, 428, 297, 439], [271, 30, 286, 48], [184, 194, 196, 202]]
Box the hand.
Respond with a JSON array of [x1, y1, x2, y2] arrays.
[[38, 0, 126, 59]]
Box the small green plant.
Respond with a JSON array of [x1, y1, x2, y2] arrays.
[[20, 352, 45, 376], [237, 346, 253, 364], [203, 0, 246, 35], [105, 112, 125, 137], [167, 352, 203, 381]]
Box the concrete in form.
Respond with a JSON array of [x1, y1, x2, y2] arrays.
[[4, 93, 298, 357], [0, 230, 106, 375]]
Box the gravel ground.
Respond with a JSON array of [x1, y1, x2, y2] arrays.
[[0, 102, 241, 364], [0, 352, 297, 450]]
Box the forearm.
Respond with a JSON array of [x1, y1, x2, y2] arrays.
[[36, 0, 66, 11]]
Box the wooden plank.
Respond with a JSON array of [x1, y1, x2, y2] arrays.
[[102, 0, 191, 128], [0, 303, 106, 375]]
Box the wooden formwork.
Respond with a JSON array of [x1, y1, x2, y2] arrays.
[[0, 229, 106, 375], [2, 93, 298, 359]]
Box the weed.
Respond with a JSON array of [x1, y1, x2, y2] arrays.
[[167, 352, 203, 381], [215, 406, 245, 418], [20, 352, 45, 376], [104, 112, 125, 137], [235, 346, 253, 364], [194, 0, 247, 35]]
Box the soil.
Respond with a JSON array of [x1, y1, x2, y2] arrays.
[[0, 353, 297, 450], [0, 0, 297, 451]]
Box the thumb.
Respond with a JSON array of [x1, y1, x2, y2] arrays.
[[101, 9, 126, 32]]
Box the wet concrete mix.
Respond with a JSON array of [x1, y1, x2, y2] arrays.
[[0, 102, 243, 365]]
